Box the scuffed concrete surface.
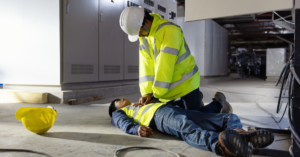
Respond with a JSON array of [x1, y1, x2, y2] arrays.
[[0, 78, 291, 157]]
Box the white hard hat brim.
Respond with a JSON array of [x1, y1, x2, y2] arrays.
[[128, 34, 139, 42], [120, 6, 144, 42]]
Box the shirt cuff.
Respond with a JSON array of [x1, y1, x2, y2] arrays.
[[132, 125, 140, 135]]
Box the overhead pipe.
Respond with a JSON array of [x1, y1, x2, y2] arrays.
[[231, 40, 285, 45], [255, 14, 272, 17], [231, 34, 277, 39], [230, 29, 279, 33], [226, 26, 275, 29], [221, 20, 273, 25]]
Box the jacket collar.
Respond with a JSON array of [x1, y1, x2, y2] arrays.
[[148, 13, 163, 38]]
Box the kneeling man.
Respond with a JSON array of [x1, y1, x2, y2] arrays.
[[109, 93, 274, 157]]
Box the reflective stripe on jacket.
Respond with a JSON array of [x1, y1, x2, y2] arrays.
[[139, 14, 200, 102], [120, 103, 165, 126]]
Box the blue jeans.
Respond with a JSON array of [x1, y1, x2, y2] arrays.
[[153, 104, 243, 154]]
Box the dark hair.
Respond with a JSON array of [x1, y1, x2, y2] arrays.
[[142, 11, 154, 25], [109, 99, 120, 117]]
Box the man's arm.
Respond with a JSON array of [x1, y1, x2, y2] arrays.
[[139, 37, 155, 103], [111, 110, 153, 137], [111, 110, 140, 135], [153, 27, 182, 98]]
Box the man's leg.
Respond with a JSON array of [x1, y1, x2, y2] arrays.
[[172, 99, 223, 113], [181, 88, 201, 111], [153, 105, 243, 154], [173, 98, 223, 113], [200, 100, 223, 113]]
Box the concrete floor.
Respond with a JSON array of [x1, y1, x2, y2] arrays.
[[0, 77, 291, 157]]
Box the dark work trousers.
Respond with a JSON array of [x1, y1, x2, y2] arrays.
[[171, 89, 223, 113], [169, 88, 202, 111]]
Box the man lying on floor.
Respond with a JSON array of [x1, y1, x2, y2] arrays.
[[108, 92, 274, 157]]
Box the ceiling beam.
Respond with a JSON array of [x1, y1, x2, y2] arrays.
[[185, 0, 294, 22]]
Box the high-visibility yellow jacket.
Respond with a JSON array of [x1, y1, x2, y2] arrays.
[[139, 14, 200, 102], [121, 102, 165, 126]]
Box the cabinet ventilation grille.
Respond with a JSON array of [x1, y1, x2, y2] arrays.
[[104, 65, 120, 74], [71, 64, 93, 74], [128, 66, 138, 73]]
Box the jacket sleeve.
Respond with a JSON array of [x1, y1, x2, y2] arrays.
[[139, 37, 155, 96], [111, 110, 140, 135], [153, 27, 182, 98]]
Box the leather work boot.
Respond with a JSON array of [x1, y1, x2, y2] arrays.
[[213, 92, 233, 113], [199, 90, 204, 108], [215, 129, 253, 157], [234, 129, 274, 148]]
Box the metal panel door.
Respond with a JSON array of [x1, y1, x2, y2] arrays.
[[99, 0, 125, 81], [167, 0, 177, 23], [212, 21, 221, 75], [156, 0, 167, 19], [141, 0, 155, 13], [222, 28, 229, 75], [63, 0, 99, 83], [124, 0, 140, 80], [204, 20, 214, 76], [125, 0, 140, 7]]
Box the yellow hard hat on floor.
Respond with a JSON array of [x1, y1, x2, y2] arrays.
[[15, 106, 57, 134]]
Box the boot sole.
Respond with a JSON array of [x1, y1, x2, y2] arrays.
[[219, 129, 253, 157], [240, 130, 274, 148]]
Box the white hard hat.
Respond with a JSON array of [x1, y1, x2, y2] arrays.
[[120, 6, 144, 42]]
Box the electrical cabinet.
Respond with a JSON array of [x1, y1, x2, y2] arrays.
[[141, 0, 155, 13], [63, 0, 99, 83], [98, 0, 125, 81], [177, 18, 228, 76], [124, 0, 140, 80], [126, 0, 140, 7], [206, 20, 228, 76], [62, 0, 143, 83], [212, 21, 221, 75], [266, 48, 286, 77], [156, 0, 168, 19], [167, 0, 177, 23]]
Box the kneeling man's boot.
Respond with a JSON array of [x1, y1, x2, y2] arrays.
[[215, 129, 253, 157], [234, 129, 274, 148], [213, 92, 233, 113]]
